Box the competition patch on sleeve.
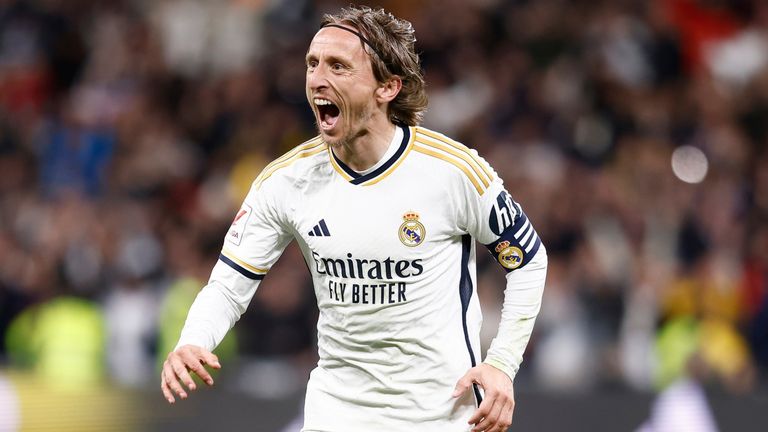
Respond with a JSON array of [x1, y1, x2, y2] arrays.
[[226, 203, 252, 246], [485, 211, 541, 272]]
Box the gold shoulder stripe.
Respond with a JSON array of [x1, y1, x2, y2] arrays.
[[413, 142, 484, 194], [416, 129, 493, 185], [221, 249, 269, 274], [254, 141, 327, 188], [416, 128, 494, 183], [261, 137, 324, 174], [255, 137, 324, 184], [414, 138, 489, 189], [360, 126, 416, 186]]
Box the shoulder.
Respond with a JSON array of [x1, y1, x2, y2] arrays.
[[410, 126, 497, 196], [253, 136, 329, 191]]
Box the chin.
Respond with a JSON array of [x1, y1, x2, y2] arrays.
[[317, 126, 346, 147], [317, 128, 334, 142]]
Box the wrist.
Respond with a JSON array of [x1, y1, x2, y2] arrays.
[[483, 359, 516, 383]]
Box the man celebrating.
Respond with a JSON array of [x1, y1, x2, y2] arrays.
[[161, 6, 547, 432]]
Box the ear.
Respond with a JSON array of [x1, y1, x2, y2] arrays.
[[375, 76, 402, 104]]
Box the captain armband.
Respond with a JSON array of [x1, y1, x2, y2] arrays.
[[484, 191, 542, 272]]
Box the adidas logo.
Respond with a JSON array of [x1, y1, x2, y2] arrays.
[[308, 219, 331, 237]]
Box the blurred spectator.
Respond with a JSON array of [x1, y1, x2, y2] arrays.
[[103, 226, 164, 387], [5, 296, 105, 388], [37, 100, 115, 198]]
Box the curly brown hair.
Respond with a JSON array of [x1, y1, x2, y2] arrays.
[[320, 6, 428, 126]]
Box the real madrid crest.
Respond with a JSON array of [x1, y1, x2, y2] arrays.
[[399, 211, 426, 247], [495, 240, 523, 270]]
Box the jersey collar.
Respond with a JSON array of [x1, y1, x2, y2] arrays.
[[329, 124, 414, 186]]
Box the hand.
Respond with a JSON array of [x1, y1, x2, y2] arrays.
[[453, 363, 515, 432], [161, 344, 221, 404]]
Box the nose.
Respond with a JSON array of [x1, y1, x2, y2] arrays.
[[306, 64, 328, 92]]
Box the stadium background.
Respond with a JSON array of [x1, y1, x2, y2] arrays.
[[0, 0, 767, 430]]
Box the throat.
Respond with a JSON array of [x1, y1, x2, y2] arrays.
[[334, 125, 402, 174]]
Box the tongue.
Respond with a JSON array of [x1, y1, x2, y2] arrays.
[[323, 110, 339, 128]]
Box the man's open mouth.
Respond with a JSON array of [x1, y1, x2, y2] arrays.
[[314, 98, 340, 129]]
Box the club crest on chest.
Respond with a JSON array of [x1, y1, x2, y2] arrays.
[[399, 211, 426, 247]]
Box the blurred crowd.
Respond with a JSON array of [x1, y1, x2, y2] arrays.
[[1, 0, 767, 399]]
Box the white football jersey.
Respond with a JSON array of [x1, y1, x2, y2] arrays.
[[178, 124, 547, 431]]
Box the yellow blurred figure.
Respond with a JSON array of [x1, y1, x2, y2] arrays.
[[6, 297, 104, 387], [655, 315, 753, 391], [4, 297, 143, 431]]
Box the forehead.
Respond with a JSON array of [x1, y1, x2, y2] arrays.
[[307, 26, 369, 60]]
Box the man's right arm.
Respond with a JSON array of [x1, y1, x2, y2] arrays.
[[161, 176, 293, 403], [161, 263, 264, 403]]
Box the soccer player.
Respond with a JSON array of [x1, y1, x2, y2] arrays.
[[161, 6, 547, 432]]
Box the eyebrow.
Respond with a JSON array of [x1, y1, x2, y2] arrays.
[[305, 53, 351, 66]]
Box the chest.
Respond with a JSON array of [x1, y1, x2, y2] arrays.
[[292, 170, 455, 261]]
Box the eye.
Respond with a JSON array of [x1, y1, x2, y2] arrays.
[[306, 59, 318, 70], [331, 63, 346, 72]]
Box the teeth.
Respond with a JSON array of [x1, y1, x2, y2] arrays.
[[314, 98, 333, 106]]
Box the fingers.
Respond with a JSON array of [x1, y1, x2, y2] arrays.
[[467, 389, 515, 432], [160, 373, 175, 404], [461, 363, 515, 432], [467, 393, 493, 425], [160, 346, 221, 404], [499, 397, 515, 431], [471, 395, 502, 432], [181, 350, 214, 386], [162, 360, 188, 400], [469, 396, 514, 432], [171, 355, 197, 391], [201, 351, 221, 370]]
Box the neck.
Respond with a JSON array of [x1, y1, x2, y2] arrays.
[[332, 120, 397, 172]]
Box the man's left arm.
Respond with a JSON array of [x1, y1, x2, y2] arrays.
[[454, 167, 547, 431], [482, 206, 547, 381]]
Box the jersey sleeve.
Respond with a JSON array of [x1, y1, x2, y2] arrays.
[[463, 179, 543, 273], [459, 153, 548, 382], [176, 177, 293, 351], [219, 175, 293, 280]]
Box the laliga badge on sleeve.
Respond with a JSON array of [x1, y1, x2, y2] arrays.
[[227, 203, 252, 246]]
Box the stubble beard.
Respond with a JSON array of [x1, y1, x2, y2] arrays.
[[317, 105, 374, 149]]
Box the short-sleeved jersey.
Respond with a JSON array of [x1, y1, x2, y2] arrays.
[[216, 125, 544, 431]]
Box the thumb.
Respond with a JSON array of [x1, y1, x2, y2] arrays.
[[452, 371, 476, 398]]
